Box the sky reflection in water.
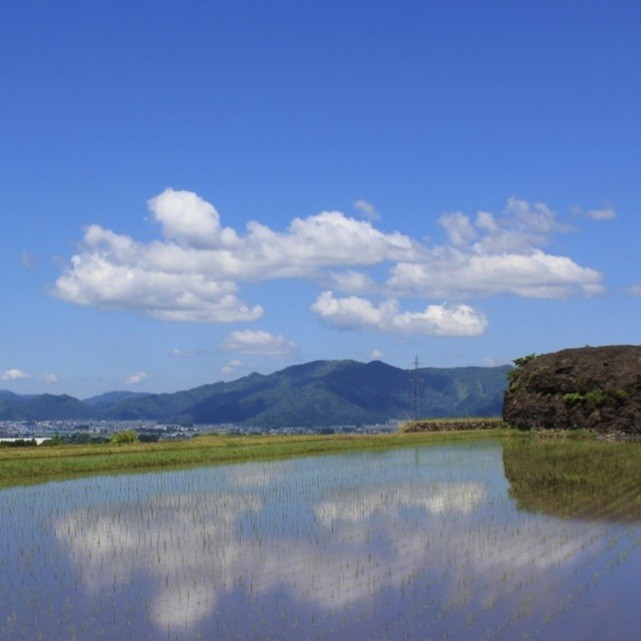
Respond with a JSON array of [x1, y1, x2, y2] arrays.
[[1, 442, 640, 640]]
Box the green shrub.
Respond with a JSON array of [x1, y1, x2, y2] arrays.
[[0, 439, 37, 448], [563, 392, 584, 405], [584, 390, 608, 406], [513, 353, 537, 368], [563, 390, 608, 407], [507, 353, 537, 385], [110, 430, 139, 445]]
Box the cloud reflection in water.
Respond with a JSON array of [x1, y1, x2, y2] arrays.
[[47, 445, 630, 639]]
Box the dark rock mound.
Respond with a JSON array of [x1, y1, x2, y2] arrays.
[[503, 345, 641, 433]]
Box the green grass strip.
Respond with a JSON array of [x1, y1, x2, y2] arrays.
[[0, 429, 513, 489]]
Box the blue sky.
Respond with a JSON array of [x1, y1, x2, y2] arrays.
[[1, 1, 639, 399]]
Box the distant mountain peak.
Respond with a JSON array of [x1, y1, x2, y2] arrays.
[[0, 359, 510, 426]]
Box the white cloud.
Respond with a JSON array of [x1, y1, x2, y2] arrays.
[[148, 188, 240, 249], [625, 284, 641, 297], [127, 371, 148, 385], [572, 205, 617, 221], [52, 189, 418, 324], [482, 357, 510, 367], [21, 250, 37, 270], [170, 348, 208, 358], [586, 207, 616, 220], [440, 212, 478, 247], [221, 359, 243, 374], [42, 373, 58, 384], [0, 369, 29, 381], [342, 199, 601, 301], [388, 249, 603, 299], [370, 348, 384, 360], [311, 292, 488, 337], [51, 191, 604, 328], [221, 330, 296, 356], [353, 198, 380, 222], [471, 198, 573, 254], [52, 247, 264, 323], [328, 269, 377, 294], [242, 211, 418, 275]]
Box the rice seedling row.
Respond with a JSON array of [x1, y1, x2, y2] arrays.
[[1, 437, 640, 640]]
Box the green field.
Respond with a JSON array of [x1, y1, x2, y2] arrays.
[[0, 429, 514, 488], [3, 426, 637, 497]]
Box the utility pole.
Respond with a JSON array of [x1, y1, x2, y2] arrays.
[[413, 355, 420, 420]]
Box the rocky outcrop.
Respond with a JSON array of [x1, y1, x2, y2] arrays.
[[502, 345, 641, 434]]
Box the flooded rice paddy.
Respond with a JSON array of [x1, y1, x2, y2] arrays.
[[1, 439, 640, 640]]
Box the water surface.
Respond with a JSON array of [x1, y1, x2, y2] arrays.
[[1, 440, 639, 640]]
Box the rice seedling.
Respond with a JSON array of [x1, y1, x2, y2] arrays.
[[0, 436, 640, 640]]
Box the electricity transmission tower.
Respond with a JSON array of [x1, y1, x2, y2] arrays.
[[413, 355, 420, 420]]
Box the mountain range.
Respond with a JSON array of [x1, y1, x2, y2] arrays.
[[0, 360, 511, 427]]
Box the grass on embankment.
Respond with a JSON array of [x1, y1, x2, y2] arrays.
[[0, 429, 514, 489]]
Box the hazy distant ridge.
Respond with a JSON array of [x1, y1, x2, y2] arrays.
[[0, 360, 510, 426]]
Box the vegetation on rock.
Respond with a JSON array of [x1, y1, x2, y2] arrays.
[[503, 345, 641, 434]]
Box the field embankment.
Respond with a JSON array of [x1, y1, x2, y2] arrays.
[[401, 417, 503, 432]]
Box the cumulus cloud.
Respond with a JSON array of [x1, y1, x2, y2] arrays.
[[222, 359, 243, 374], [52, 189, 418, 324], [148, 189, 240, 249], [221, 359, 243, 374], [440, 211, 478, 247], [572, 205, 617, 221], [586, 207, 617, 220], [51, 191, 604, 331], [42, 373, 58, 384], [382, 198, 602, 300], [353, 198, 380, 222], [53, 241, 264, 323], [0, 369, 29, 381], [458, 202, 572, 258], [127, 371, 148, 385], [482, 357, 510, 367], [371, 348, 384, 360], [311, 292, 488, 336], [221, 330, 296, 356], [171, 348, 208, 358], [388, 249, 603, 299], [21, 250, 37, 270], [328, 269, 378, 294]]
